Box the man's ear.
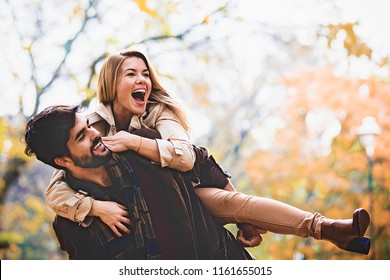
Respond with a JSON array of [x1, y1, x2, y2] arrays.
[[54, 156, 72, 168]]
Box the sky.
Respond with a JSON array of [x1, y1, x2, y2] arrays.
[[237, 0, 390, 53], [1, 0, 390, 117]]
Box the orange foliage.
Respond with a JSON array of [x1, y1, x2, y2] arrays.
[[245, 67, 390, 259], [320, 22, 373, 59]]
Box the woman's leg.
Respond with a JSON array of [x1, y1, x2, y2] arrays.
[[195, 187, 322, 238], [195, 187, 371, 254]]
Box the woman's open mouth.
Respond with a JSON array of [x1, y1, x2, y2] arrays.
[[132, 89, 146, 103]]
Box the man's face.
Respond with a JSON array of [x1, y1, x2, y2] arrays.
[[66, 113, 111, 168]]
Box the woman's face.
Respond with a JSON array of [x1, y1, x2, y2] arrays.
[[114, 56, 152, 115]]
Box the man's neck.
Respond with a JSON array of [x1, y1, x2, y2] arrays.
[[69, 165, 112, 187]]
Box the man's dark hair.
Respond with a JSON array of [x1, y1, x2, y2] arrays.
[[24, 105, 80, 169]]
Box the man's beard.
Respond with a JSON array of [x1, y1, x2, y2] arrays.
[[72, 138, 112, 168], [72, 152, 112, 168]]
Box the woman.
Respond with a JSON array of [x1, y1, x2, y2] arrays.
[[46, 49, 371, 255]]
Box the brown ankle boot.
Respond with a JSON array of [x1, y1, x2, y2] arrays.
[[321, 208, 371, 254]]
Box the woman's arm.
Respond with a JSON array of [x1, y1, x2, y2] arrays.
[[46, 169, 94, 226], [102, 131, 162, 165], [46, 169, 131, 236], [102, 129, 195, 173], [102, 105, 196, 172], [153, 105, 196, 171]]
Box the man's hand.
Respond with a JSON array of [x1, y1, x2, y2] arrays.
[[236, 223, 267, 247], [90, 200, 131, 237]]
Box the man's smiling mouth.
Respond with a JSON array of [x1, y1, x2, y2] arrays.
[[92, 138, 103, 152]]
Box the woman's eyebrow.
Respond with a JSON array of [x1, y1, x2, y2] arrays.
[[124, 67, 149, 72]]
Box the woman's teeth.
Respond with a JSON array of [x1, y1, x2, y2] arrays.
[[132, 90, 145, 101]]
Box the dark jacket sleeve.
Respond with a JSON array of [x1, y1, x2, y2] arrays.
[[132, 128, 230, 189], [52, 215, 99, 259]]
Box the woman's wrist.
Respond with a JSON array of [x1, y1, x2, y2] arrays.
[[124, 132, 137, 151], [89, 199, 101, 217], [136, 136, 143, 153]]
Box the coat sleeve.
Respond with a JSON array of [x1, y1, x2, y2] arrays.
[[152, 106, 196, 172], [45, 170, 94, 227]]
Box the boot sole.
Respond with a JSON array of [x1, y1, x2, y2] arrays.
[[347, 237, 371, 255]]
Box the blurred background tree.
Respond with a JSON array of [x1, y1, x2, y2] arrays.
[[0, 0, 389, 259]]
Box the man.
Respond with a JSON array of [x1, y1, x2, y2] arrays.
[[24, 105, 255, 259]]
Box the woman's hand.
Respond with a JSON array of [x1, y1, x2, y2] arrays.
[[102, 131, 134, 152], [90, 200, 132, 237]]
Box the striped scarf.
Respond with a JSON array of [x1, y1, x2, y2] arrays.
[[106, 153, 161, 259], [65, 152, 161, 259]]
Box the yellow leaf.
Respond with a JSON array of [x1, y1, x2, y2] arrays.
[[72, 5, 83, 18], [23, 44, 32, 52], [191, 84, 210, 107], [134, 0, 158, 18], [202, 15, 209, 25]]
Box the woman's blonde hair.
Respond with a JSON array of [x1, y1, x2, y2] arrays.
[[97, 49, 190, 132]]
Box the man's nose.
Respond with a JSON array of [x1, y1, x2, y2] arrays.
[[89, 127, 100, 138]]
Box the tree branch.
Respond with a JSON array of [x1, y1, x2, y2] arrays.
[[30, 0, 99, 117], [85, 2, 231, 95]]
